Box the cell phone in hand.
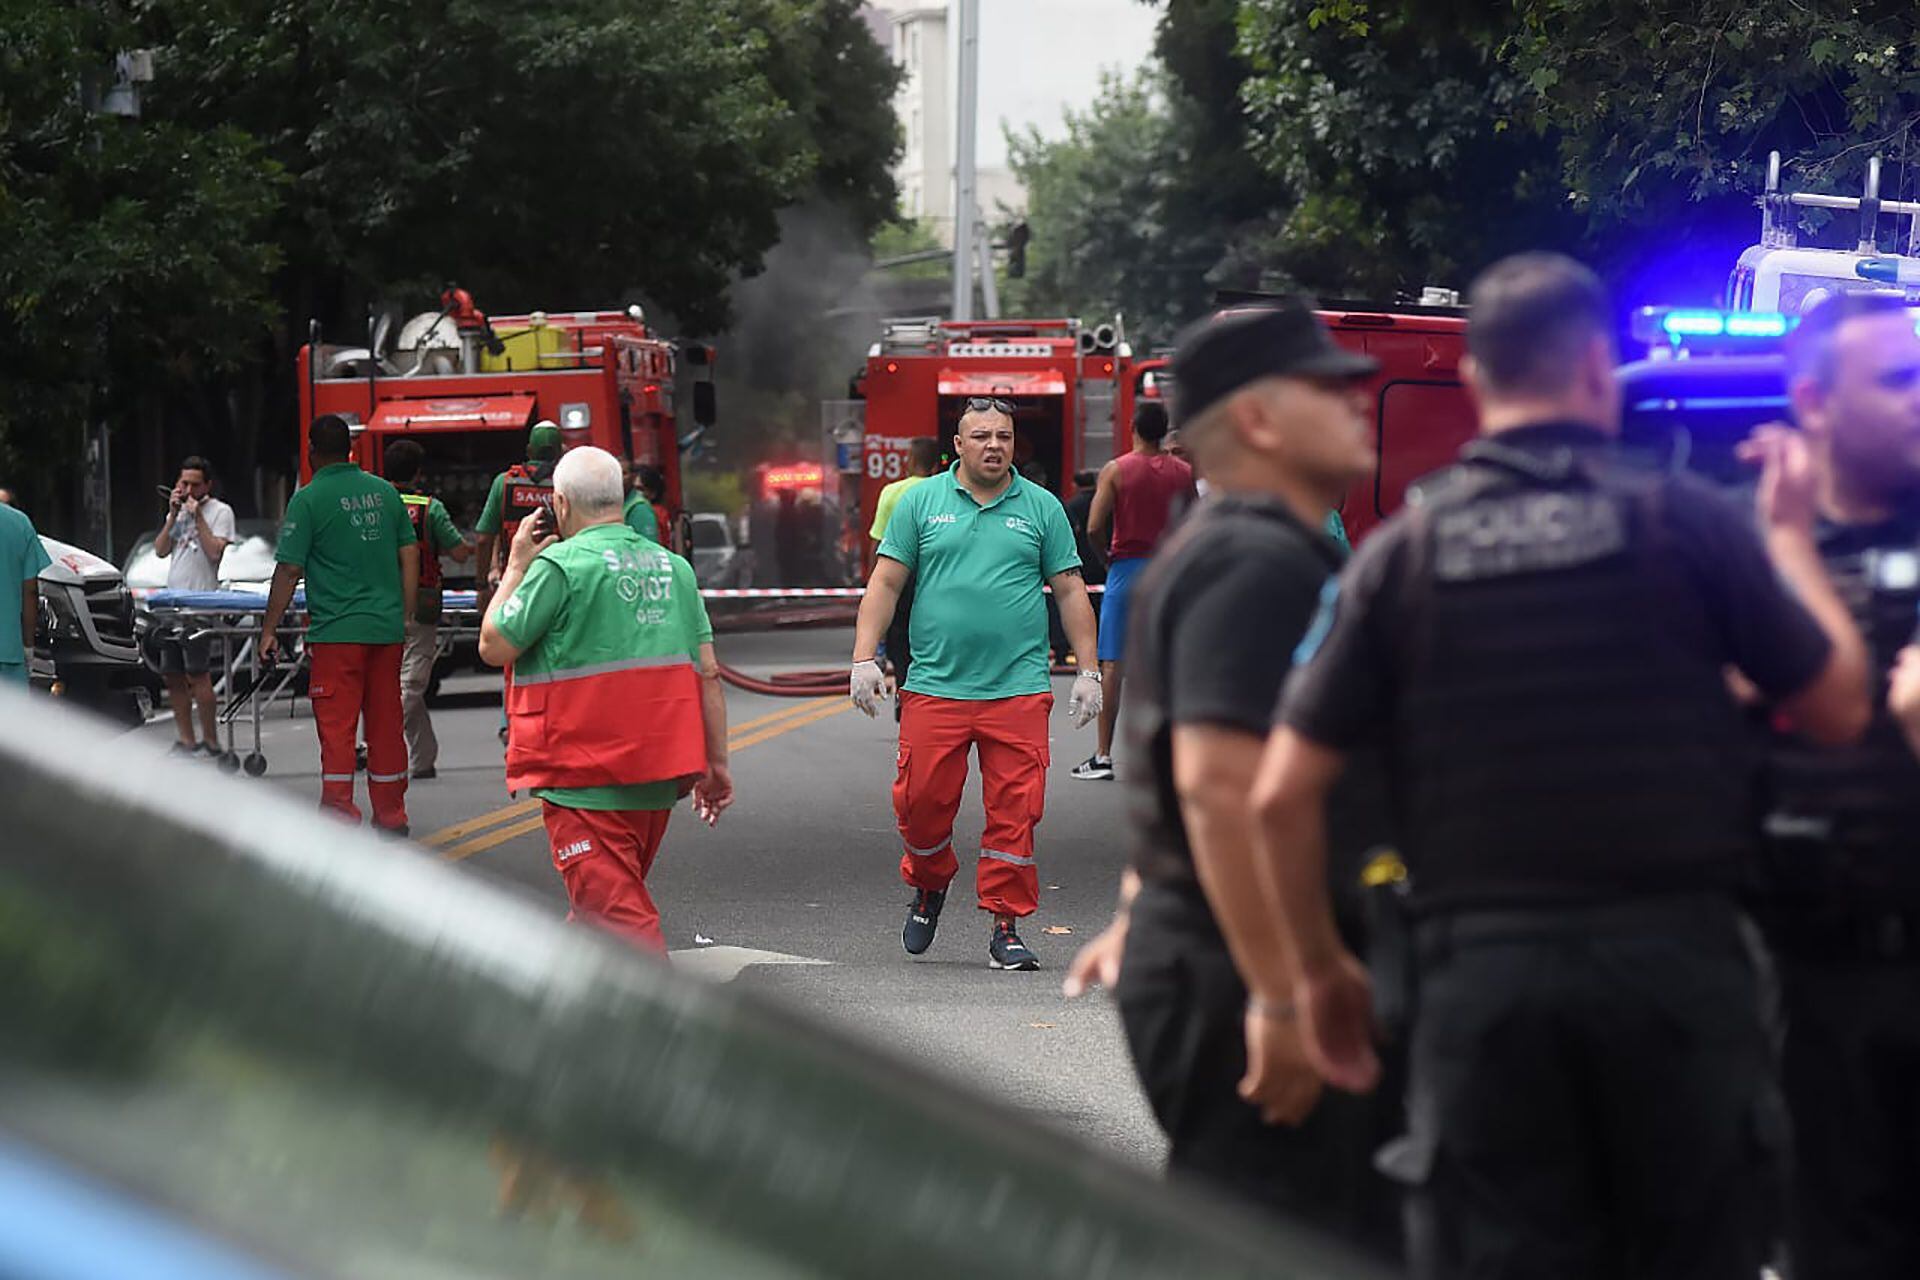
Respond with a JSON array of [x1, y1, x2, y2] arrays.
[[532, 507, 557, 539]]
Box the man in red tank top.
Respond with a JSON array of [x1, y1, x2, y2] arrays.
[[1075, 401, 1195, 778]]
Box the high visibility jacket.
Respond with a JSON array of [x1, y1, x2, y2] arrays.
[[400, 490, 444, 624], [495, 460, 556, 572], [504, 526, 707, 793]]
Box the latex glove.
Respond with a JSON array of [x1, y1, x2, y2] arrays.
[[850, 659, 889, 717], [1068, 669, 1103, 728]]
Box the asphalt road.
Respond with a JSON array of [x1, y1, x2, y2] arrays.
[[135, 624, 1168, 1171]]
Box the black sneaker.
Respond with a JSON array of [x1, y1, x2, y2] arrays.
[[902, 888, 945, 955], [989, 920, 1040, 971], [412, 766, 437, 780], [1070, 753, 1114, 781]]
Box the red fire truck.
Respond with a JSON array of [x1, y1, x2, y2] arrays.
[[297, 288, 716, 566], [1134, 298, 1473, 545], [847, 303, 1472, 553], [845, 317, 1134, 561]]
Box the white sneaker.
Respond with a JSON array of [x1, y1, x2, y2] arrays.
[[1070, 754, 1114, 781]]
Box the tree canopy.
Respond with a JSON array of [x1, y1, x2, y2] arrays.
[[1010, 1, 1920, 348], [0, 0, 898, 533]]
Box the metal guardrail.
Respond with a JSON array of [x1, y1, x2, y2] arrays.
[[0, 688, 1392, 1280]]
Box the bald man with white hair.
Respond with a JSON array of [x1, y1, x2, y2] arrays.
[[480, 445, 732, 951]]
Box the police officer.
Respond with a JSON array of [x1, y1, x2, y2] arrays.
[[1062, 300, 1401, 1258], [1240, 253, 1871, 1278], [1754, 291, 1920, 1279]]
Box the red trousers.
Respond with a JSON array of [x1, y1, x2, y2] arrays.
[[308, 642, 408, 831], [541, 802, 672, 953], [894, 690, 1052, 918]]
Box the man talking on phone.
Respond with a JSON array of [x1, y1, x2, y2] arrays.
[[480, 446, 732, 951]]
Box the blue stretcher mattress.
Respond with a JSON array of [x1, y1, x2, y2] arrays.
[[141, 590, 480, 612]]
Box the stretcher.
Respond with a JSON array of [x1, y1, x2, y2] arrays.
[[137, 589, 483, 777]]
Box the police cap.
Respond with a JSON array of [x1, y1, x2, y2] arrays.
[[1169, 300, 1378, 425]]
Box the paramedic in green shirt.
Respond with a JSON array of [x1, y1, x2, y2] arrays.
[[0, 500, 51, 685], [850, 400, 1102, 972], [262, 414, 420, 834], [473, 420, 563, 613], [619, 455, 662, 544], [480, 445, 731, 952]]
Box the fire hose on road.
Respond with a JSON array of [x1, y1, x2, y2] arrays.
[[705, 584, 1103, 698]]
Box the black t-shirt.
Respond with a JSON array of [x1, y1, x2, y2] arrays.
[[1762, 505, 1920, 904], [1279, 422, 1832, 908], [1062, 489, 1105, 586], [1123, 494, 1363, 895]]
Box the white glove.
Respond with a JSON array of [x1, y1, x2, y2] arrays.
[[850, 659, 889, 718], [1068, 669, 1103, 729]]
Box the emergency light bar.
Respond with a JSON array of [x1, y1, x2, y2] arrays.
[[1631, 308, 1796, 349]]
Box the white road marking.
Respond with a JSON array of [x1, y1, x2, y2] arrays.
[[668, 945, 830, 983]]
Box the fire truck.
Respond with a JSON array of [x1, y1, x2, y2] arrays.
[[846, 301, 1474, 552], [298, 288, 717, 569], [843, 316, 1136, 567]]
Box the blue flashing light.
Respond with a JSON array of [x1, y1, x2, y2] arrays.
[[1663, 310, 1726, 337], [1725, 313, 1790, 338]]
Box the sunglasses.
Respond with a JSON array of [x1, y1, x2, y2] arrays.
[[964, 397, 1016, 415]]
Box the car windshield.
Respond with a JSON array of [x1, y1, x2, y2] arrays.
[[690, 517, 728, 550]]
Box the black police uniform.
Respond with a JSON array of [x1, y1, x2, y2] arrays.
[[1279, 422, 1833, 1279], [1756, 505, 1920, 1279], [1115, 493, 1401, 1260]]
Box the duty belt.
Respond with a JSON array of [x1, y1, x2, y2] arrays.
[[1415, 893, 1743, 961]]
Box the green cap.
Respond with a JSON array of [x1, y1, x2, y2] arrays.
[[528, 420, 562, 460]]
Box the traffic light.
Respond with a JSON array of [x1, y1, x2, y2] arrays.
[[1005, 220, 1030, 279]]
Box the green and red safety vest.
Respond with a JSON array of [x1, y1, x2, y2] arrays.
[[499, 524, 708, 793]]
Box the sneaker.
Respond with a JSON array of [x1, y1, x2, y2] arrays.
[[412, 766, 437, 780], [195, 742, 223, 760], [989, 920, 1040, 972], [167, 741, 197, 759], [1070, 753, 1114, 781], [902, 888, 946, 955]]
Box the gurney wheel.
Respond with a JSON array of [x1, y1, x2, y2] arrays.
[[217, 751, 241, 775], [243, 752, 267, 777]]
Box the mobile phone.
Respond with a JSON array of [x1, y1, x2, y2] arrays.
[[531, 507, 557, 539], [157, 485, 177, 500]]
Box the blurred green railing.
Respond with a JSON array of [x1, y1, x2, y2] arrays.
[[0, 688, 1391, 1279]]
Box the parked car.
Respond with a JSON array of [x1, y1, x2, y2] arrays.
[[34, 537, 154, 728], [689, 511, 748, 588], [122, 519, 280, 597]]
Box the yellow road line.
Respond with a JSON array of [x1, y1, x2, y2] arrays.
[[420, 696, 839, 849], [725, 700, 850, 751], [728, 695, 838, 735], [434, 699, 853, 863], [423, 798, 540, 848], [441, 812, 548, 861]]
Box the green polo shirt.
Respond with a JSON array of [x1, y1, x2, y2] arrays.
[[495, 523, 713, 810], [869, 473, 929, 540], [277, 463, 416, 644], [877, 464, 1080, 700], [0, 504, 51, 667], [474, 472, 508, 536], [622, 492, 662, 543]]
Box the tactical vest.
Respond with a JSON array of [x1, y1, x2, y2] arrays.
[[1393, 435, 1755, 908], [496, 460, 556, 570], [1761, 510, 1920, 907], [503, 529, 707, 793], [400, 490, 443, 624]]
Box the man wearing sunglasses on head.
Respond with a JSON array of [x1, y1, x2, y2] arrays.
[[852, 397, 1102, 971]]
